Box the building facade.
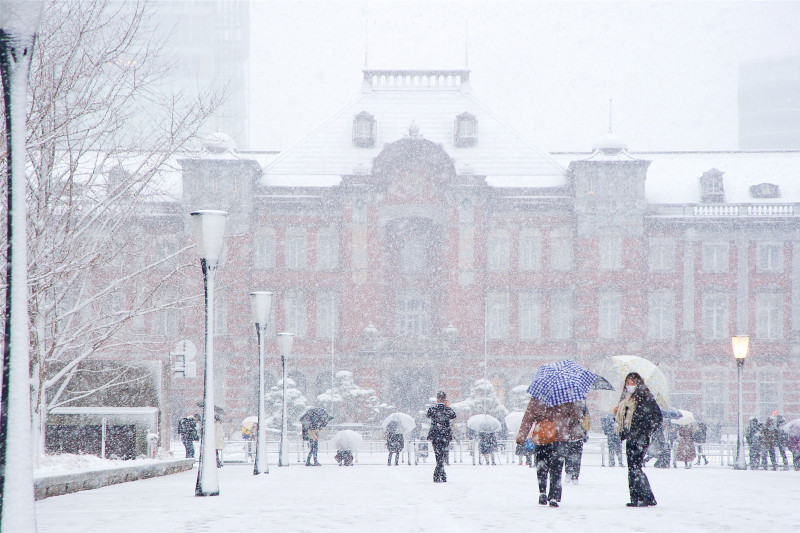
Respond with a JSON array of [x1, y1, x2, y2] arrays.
[[163, 68, 800, 435]]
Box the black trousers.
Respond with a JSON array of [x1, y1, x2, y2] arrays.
[[626, 436, 657, 505], [535, 442, 565, 502], [181, 436, 195, 458], [564, 440, 584, 480], [433, 442, 449, 482]]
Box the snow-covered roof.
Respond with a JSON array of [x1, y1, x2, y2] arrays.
[[261, 69, 568, 188], [555, 150, 800, 204]]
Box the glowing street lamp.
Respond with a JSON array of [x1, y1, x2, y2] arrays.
[[277, 332, 294, 466], [732, 335, 750, 470], [191, 209, 227, 496], [250, 291, 273, 475]]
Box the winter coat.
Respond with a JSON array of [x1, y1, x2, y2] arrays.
[[386, 432, 404, 453], [614, 386, 662, 444], [692, 422, 708, 444], [214, 420, 224, 450], [746, 419, 761, 448], [178, 417, 199, 441], [760, 419, 777, 449], [788, 432, 800, 454], [478, 432, 498, 454], [307, 428, 321, 442], [601, 413, 617, 437], [515, 396, 583, 445], [675, 424, 697, 462], [426, 403, 456, 445]]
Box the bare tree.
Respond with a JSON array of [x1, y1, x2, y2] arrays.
[[0, 0, 223, 462]]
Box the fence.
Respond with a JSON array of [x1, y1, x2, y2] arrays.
[[211, 435, 743, 467]]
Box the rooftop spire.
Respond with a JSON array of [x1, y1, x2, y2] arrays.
[[608, 97, 613, 134], [464, 20, 469, 68]]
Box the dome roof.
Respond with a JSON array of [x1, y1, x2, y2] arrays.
[[202, 131, 237, 154], [592, 132, 628, 155]]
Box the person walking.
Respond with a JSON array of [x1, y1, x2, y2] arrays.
[[478, 431, 498, 465], [693, 422, 709, 465], [675, 423, 697, 468], [426, 391, 456, 483], [565, 402, 590, 484], [305, 427, 321, 466], [602, 412, 624, 467], [516, 396, 583, 508], [788, 423, 800, 471], [386, 422, 404, 466], [760, 417, 778, 471], [775, 415, 790, 470], [614, 372, 663, 508], [178, 414, 200, 458], [214, 415, 225, 468], [746, 417, 761, 470]]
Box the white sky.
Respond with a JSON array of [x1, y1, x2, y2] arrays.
[[249, 0, 800, 153]]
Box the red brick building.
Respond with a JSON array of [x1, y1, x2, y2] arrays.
[[166, 69, 800, 435]]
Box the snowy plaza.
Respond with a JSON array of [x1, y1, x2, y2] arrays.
[[34, 455, 797, 533]]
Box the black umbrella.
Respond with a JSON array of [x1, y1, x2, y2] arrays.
[[300, 407, 333, 430], [590, 375, 615, 391]]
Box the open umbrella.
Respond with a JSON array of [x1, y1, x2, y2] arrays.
[[783, 418, 800, 437], [242, 416, 258, 432], [381, 412, 416, 434], [504, 412, 524, 436], [590, 375, 615, 391], [527, 359, 597, 407], [610, 355, 670, 410], [672, 409, 695, 426], [331, 429, 363, 451], [467, 414, 502, 433], [300, 407, 333, 430]]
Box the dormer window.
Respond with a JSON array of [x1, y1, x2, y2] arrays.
[[454, 112, 478, 147], [750, 183, 781, 199], [699, 169, 725, 203], [352, 111, 376, 147]]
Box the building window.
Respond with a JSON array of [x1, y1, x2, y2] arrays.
[[401, 238, 427, 272], [487, 231, 510, 271], [285, 229, 308, 270], [702, 370, 726, 424], [155, 234, 179, 269], [316, 229, 340, 271], [487, 293, 509, 339], [454, 111, 478, 147], [648, 290, 675, 340], [550, 230, 573, 271], [648, 238, 675, 272], [396, 293, 430, 337], [599, 234, 623, 271], [253, 231, 276, 270], [154, 308, 179, 337], [518, 292, 541, 340], [519, 232, 542, 272], [757, 243, 783, 273], [757, 370, 781, 420], [756, 291, 783, 340], [316, 292, 339, 339], [701, 242, 729, 273], [352, 111, 376, 147], [549, 291, 572, 339], [702, 292, 729, 339], [699, 168, 725, 203], [598, 291, 622, 339], [750, 183, 781, 199], [284, 290, 307, 337]]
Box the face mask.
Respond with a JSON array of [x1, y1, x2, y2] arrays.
[[626, 385, 637, 394]]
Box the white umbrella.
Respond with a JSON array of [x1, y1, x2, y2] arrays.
[[672, 409, 695, 426], [381, 412, 416, 434], [467, 414, 502, 433], [610, 355, 670, 410], [331, 430, 363, 451], [242, 416, 258, 432], [504, 412, 524, 436]]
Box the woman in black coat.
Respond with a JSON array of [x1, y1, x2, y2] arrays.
[[386, 421, 404, 466], [614, 372, 663, 507]]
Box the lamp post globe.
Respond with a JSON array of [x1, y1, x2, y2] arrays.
[[191, 210, 228, 496], [249, 291, 272, 475], [277, 332, 294, 466], [732, 335, 749, 470]]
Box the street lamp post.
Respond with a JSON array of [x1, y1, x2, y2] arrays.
[[732, 335, 750, 470], [191, 210, 228, 496], [277, 332, 294, 466], [250, 291, 273, 475], [0, 3, 45, 530]]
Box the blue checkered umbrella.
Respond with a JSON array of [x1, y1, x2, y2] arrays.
[[527, 360, 597, 407]]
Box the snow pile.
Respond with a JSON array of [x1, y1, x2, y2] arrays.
[[34, 453, 176, 479]]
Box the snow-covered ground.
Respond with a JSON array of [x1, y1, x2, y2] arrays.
[[35, 452, 797, 533]]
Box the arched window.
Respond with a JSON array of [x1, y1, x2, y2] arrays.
[[454, 111, 478, 147], [352, 111, 376, 147]]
